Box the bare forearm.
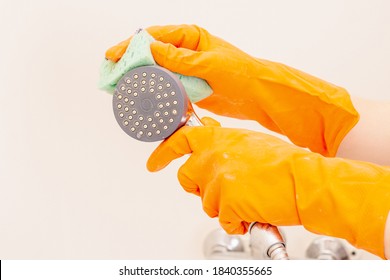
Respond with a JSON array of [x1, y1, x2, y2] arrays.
[[337, 96, 390, 166]]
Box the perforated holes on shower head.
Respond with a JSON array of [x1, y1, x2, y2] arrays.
[[113, 66, 190, 142]]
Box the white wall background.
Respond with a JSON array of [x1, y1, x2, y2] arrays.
[[0, 0, 388, 259]]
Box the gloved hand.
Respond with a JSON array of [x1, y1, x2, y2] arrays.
[[106, 24, 359, 157], [147, 118, 390, 259]]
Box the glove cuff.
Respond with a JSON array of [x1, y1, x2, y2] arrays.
[[252, 59, 360, 157]]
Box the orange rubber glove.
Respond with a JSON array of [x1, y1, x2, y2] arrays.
[[147, 118, 390, 259], [106, 25, 359, 157]]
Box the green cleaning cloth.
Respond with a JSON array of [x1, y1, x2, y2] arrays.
[[98, 30, 212, 103]]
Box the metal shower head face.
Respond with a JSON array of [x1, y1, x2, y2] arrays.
[[113, 66, 190, 142]]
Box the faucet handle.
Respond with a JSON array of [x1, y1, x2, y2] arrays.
[[306, 236, 349, 260]]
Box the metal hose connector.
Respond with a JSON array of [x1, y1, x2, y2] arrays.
[[249, 222, 289, 260]]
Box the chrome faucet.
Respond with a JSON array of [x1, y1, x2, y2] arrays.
[[204, 223, 289, 260]]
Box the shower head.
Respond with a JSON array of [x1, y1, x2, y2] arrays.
[[112, 65, 199, 142]]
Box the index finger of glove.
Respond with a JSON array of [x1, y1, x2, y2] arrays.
[[200, 117, 221, 127], [147, 126, 194, 172]]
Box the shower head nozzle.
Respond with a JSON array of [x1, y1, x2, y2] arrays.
[[113, 66, 192, 142]]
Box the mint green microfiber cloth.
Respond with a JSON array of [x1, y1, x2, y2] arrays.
[[98, 30, 212, 103]]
